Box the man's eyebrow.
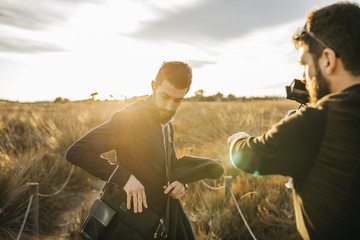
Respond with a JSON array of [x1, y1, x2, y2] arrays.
[[161, 92, 170, 98], [161, 92, 184, 101]]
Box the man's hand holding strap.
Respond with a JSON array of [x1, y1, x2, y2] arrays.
[[163, 181, 186, 199]]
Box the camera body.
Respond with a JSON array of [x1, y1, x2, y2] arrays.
[[285, 79, 309, 104]]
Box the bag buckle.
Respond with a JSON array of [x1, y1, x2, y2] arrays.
[[153, 218, 168, 239]]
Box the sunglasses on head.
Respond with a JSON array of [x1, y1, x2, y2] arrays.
[[299, 23, 339, 57]]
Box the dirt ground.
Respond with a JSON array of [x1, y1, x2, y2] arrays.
[[43, 179, 104, 240]]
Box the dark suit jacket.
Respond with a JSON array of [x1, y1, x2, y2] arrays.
[[66, 96, 224, 239]]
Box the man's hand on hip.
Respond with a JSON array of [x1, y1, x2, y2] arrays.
[[164, 181, 186, 199], [123, 174, 148, 213]]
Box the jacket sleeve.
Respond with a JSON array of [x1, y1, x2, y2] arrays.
[[172, 155, 224, 183], [229, 107, 327, 178], [168, 123, 224, 183], [65, 111, 132, 187]]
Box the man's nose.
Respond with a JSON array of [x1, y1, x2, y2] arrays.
[[165, 100, 176, 111], [301, 71, 306, 83]]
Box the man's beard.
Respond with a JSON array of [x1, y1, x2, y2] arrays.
[[307, 64, 331, 103], [151, 96, 175, 123], [157, 108, 175, 124]]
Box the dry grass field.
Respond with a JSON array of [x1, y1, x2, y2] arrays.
[[0, 98, 301, 240]]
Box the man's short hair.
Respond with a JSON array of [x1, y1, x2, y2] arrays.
[[293, 2, 360, 76], [155, 61, 192, 90]]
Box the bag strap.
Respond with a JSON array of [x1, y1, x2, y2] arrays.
[[153, 124, 172, 239], [164, 123, 172, 236], [166, 124, 172, 187]]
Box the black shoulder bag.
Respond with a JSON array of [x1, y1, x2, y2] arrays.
[[79, 124, 172, 240]]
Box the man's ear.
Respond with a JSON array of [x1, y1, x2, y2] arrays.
[[151, 80, 156, 93], [320, 48, 337, 75]]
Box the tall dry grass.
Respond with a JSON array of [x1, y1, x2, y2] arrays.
[[0, 99, 301, 239], [174, 101, 301, 239], [0, 101, 127, 239]]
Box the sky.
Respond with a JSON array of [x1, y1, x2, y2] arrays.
[[0, 0, 356, 102]]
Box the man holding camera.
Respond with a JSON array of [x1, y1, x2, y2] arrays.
[[228, 3, 360, 239]]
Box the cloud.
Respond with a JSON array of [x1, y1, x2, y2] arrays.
[[0, 0, 98, 53], [186, 59, 216, 68], [0, 0, 94, 30], [0, 36, 63, 53], [127, 0, 335, 45]]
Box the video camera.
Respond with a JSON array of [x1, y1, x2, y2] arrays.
[[285, 79, 309, 105]]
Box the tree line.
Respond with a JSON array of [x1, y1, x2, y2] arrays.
[[184, 89, 284, 102], [51, 90, 284, 103]]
